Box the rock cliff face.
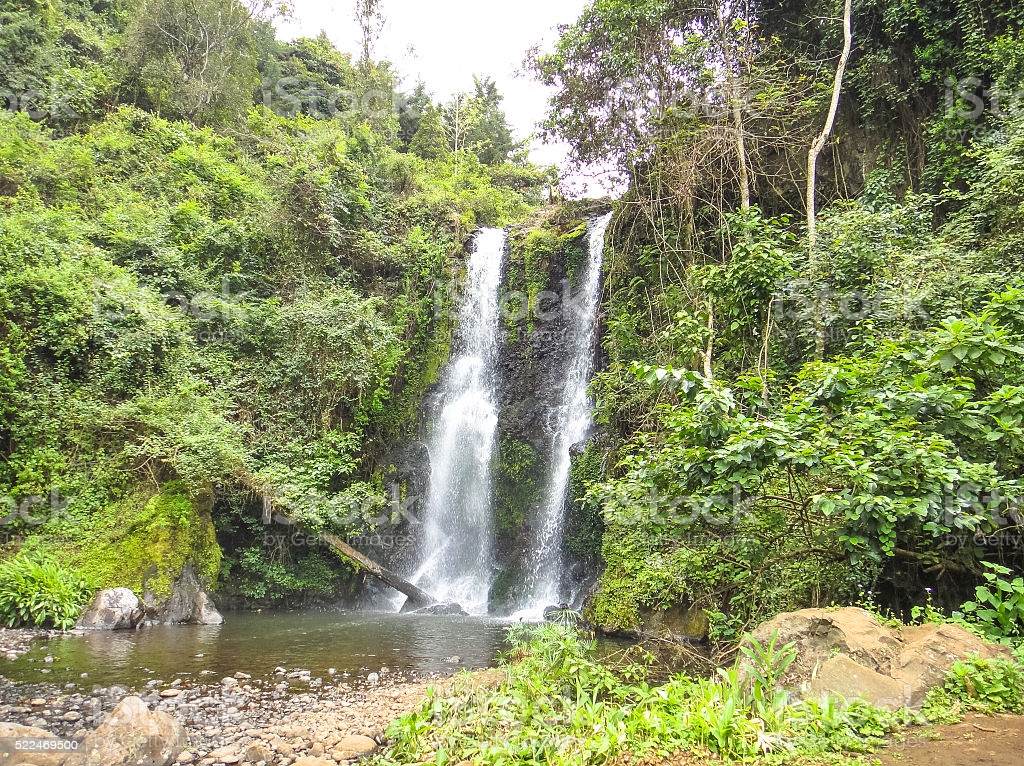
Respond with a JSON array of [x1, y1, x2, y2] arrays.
[[366, 202, 612, 614], [488, 202, 612, 612]]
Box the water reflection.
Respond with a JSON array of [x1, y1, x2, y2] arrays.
[[2, 611, 511, 690]]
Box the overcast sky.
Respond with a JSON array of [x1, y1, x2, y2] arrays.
[[277, 0, 595, 184]]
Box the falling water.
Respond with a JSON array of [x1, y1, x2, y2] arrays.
[[410, 228, 506, 615], [517, 212, 613, 616]]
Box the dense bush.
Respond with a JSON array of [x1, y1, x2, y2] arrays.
[[0, 555, 94, 630]]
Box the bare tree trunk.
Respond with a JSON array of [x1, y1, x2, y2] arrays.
[[718, 4, 750, 211], [704, 303, 715, 380], [807, 0, 853, 251]]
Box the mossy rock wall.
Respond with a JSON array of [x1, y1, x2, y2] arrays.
[[489, 204, 611, 609], [73, 480, 221, 597]]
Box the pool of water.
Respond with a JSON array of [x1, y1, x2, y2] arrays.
[[1, 611, 512, 691]]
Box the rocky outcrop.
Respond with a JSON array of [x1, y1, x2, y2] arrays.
[[76, 588, 144, 631], [141, 565, 223, 626], [745, 607, 1011, 709], [77, 569, 223, 630]]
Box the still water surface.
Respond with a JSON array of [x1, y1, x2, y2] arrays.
[[2, 611, 511, 690]]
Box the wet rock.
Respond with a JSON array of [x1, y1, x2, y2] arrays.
[[76, 588, 144, 631], [142, 565, 223, 626], [409, 602, 468, 616]]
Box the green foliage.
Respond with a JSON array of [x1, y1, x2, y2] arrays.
[[226, 546, 353, 605], [564, 442, 605, 561], [493, 436, 542, 535], [374, 624, 930, 765], [938, 655, 1024, 713], [409, 104, 448, 161], [122, 0, 265, 125], [587, 284, 1024, 631], [960, 562, 1024, 642], [0, 554, 95, 630], [35, 481, 225, 598]]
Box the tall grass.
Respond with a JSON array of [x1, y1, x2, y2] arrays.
[[375, 624, 930, 765]]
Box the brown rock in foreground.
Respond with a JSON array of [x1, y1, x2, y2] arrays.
[[80, 696, 186, 766], [745, 607, 1010, 709]]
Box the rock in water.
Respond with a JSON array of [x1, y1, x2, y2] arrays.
[[81, 695, 187, 765], [409, 602, 468, 616], [76, 588, 143, 630], [142, 564, 223, 625]]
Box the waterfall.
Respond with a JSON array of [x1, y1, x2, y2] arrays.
[[517, 212, 612, 615], [410, 228, 505, 615]]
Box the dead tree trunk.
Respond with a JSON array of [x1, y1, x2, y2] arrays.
[[807, 0, 853, 251], [249, 481, 436, 609]]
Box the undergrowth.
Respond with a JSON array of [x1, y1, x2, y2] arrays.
[[374, 624, 1024, 766], [0, 554, 95, 630]]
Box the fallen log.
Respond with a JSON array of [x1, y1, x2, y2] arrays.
[[237, 479, 438, 609], [318, 530, 435, 609]]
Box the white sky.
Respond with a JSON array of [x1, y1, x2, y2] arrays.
[[277, 0, 603, 191]]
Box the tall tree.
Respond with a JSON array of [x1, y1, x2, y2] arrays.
[[124, 0, 271, 124], [409, 102, 448, 160], [463, 76, 516, 165], [398, 81, 431, 149], [354, 0, 384, 65]]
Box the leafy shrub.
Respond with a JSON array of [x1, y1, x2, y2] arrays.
[[960, 562, 1024, 642], [0, 555, 95, 630], [376, 625, 919, 765], [939, 656, 1024, 713]]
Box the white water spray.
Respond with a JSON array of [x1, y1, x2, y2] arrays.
[[410, 228, 506, 615], [516, 212, 612, 616]]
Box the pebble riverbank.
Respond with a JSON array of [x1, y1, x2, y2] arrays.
[[1, 627, 500, 765]]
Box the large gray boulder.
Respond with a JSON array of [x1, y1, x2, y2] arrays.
[[76, 588, 143, 630]]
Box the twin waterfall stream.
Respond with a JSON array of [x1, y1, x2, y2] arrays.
[[408, 214, 613, 618]]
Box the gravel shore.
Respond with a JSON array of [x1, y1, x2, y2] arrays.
[[1, 629, 501, 765]]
